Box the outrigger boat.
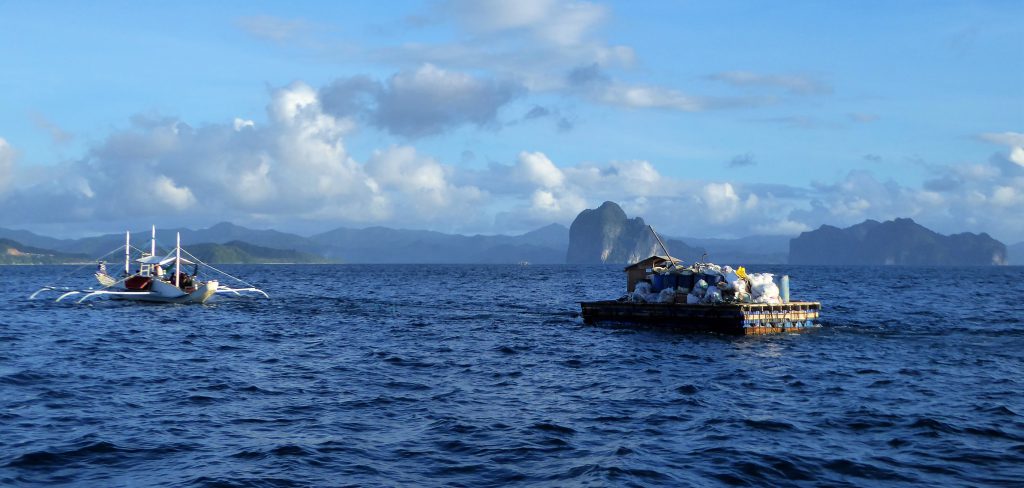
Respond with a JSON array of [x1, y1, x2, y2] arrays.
[[30, 226, 268, 304]]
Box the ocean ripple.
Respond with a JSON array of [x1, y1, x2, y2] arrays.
[[1, 264, 1023, 486]]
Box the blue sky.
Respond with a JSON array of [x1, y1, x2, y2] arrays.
[[1, 0, 1022, 242]]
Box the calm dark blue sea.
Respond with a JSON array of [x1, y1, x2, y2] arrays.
[[1, 264, 1023, 487]]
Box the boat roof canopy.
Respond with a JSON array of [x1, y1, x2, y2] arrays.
[[136, 254, 194, 266]]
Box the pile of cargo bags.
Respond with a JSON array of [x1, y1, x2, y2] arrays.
[[630, 262, 785, 305]]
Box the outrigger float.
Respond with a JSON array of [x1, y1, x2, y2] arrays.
[[580, 228, 821, 335], [30, 226, 268, 304]]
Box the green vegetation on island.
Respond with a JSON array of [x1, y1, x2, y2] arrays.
[[0, 239, 90, 265], [183, 241, 334, 264]]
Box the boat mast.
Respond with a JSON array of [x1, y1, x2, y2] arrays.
[[124, 231, 130, 275], [150, 225, 156, 256], [175, 232, 181, 288]]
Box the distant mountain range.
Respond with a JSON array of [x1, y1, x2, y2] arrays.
[[790, 218, 1007, 266], [675, 235, 790, 264], [0, 222, 316, 258], [1, 207, 1015, 266], [0, 222, 570, 265], [309, 223, 568, 264], [0, 237, 327, 265]]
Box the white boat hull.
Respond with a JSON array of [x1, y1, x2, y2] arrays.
[[109, 280, 219, 304]]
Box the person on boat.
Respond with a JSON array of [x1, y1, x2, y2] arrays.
[[177, 271, 192, 289], [154, 263, 165, 278]]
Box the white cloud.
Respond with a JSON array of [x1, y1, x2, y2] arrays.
[[0, 83, 484, 230], [0, 137, 14, 192], [30, 113, 74, 144], [753, 219, 810, 236], [790, 154, 1024, 242], [235, 15, 312, 42], [233, 118, 255, 131], [567, 64, 771, 112], [450, 0, 555, 33], [706, 71, 831, 95], [320, 64, 523, 138], [152, 175, 196, 210], [271, 82, 324, 124], [368, 1, 644, 101], [365, 145, 485, 218], [991, 186, 1022, 207], [596, 83, 704, 111], [980, 131, 1024, 147], [1012, 147, 1024, 167], [3, 78, 1023, 242], [538, 1, 607, 47], [374, 64, 522, 137], [562, 159, 672, 198], [516, 151, 565, 188], [700, 182, 746, 223], [980, 131, 1024, 167], [273, 84, 362, 196], [488, 153, 809, 237], [528, 188, 586, 217], [234, 157, 274, 205], [449, 0, 607, 47]]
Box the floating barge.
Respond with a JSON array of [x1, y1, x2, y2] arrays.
[[580, 253, 822, 335], [580, 300, 822, 335]]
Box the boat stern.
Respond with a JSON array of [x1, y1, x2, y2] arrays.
[[190, 280, 219, 304]]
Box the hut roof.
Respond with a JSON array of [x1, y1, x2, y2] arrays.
[[623, 255, 683, 271]]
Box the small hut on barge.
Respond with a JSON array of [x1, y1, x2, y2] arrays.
[[581, 255, 821, 335]]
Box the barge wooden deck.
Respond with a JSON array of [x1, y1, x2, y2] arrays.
[[580, 300, 822, 335]]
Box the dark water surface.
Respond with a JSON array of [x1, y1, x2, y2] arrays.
[[1, 264, 1023, 487]]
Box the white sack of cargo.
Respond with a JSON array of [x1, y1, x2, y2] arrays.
[[631, 281, 652, 302], [658, 287, 676, 303], [703, 287, 723, 303], [692, 279, 708, 297], [746, 273, 780, 303], [724, 269, 744, 290], [686, 293, 701, 304], [702, 263, 722, 274], [631, 292, 660, 303], [754, 283, 780, 303], [748, 273, 773, 294]]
